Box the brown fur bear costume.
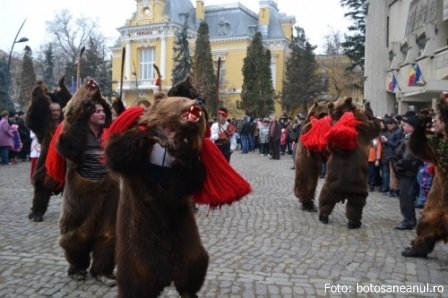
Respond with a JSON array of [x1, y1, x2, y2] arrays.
[[402, 97, 448, 258], [26, 78, 71, 222], [318, 97, 380, 228], [105, 96, 209, 297], [56, 79, 119, 282], [294, 101, 330, 211]]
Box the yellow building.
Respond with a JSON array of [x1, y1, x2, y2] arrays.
[[111, 0, 295, 118]]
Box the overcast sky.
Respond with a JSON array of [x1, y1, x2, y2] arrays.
[[1, 0, 350, 55]]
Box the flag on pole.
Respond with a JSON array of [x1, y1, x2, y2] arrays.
[[387, 73, 398, 93], [408, 63, 425, 86]]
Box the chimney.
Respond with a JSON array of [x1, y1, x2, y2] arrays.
[[196, 0, 205, 22], [259, 1, 276, 37]]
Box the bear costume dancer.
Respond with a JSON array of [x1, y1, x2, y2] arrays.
[[294, 101, 331, 212], [55, 79, 118, 283], [318, 97, 380, 229], [26, 78, 71, 222], [105, 96, 208, 297], [402, 95, 448, 258]]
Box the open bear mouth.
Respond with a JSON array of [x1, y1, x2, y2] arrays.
[[180, 105, 203, 123]]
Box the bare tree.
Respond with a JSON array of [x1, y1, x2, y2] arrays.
[[46, 10, 97, 63], [317, 54, 363, 101], [323, 29, 344, 56], [318, 29, 364, 101], [45, 10, 107, 87]]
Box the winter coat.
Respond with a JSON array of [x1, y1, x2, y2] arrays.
[[0, 117, 13, 147]]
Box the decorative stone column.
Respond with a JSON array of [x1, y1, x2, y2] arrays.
[[160, 34, 166, 86], [125, 39, 132, 83]]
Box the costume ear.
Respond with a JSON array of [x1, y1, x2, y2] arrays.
[[153, 92, 167, 104], [327, 102, 334, 110], [167, 75, 199, 99], [31, 82, 47, 99], [344, 97, 352, 105], [58, 75, 66, 88], [313, 101, 318, 108], [55, 75, 72, 108]]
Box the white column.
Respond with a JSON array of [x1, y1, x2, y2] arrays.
[[125, 40, 132, 82], [160, 35, 167, 85]]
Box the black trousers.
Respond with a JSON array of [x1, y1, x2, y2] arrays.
[[398, 176, 417, 226], [217, 142, 231, 162], [269, 140, 280, 159]]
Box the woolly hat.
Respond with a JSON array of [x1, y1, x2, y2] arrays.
[[401, 114, 419, 128], [384, 117, 397, 125]]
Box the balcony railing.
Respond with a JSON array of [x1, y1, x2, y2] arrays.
[[118, 79, 160, 91]]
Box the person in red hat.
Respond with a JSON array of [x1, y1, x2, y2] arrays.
[[210, 107, 236, 161]]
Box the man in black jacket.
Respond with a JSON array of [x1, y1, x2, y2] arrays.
[[393, 115, 421, 230]]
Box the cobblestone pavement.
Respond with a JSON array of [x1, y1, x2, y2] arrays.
[[1, 152, 447, 298]]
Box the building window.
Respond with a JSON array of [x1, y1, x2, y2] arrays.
[[213, 59, 225, 87], [140, 47, 155, 80], [248, 25, 258, 36], [416, 33, 427, 55], [218, 18, 231, 35], [388, 50, 394, 65], [400, 42, 409, 57], [213, 54, 228, 88], [386, 17, 390, 47]]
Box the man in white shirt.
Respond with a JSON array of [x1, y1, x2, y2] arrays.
[[210, 107, 236, 161]]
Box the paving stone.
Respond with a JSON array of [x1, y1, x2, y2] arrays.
[[0, 155, 447, 297]]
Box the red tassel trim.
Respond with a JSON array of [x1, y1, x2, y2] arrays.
[[45, 123, 66, 188], [300, 115, 332, 151], [194, 138, 252, 208], [102, 106, 145, 146], [327, 112, 360, 151]]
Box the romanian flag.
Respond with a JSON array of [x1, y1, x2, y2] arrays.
[[387, 74, 398, 93], [408, 63, 424, 86]]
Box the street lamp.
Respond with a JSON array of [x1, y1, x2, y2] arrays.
[[7, 37, 29, 74], [6, 19, 28, 108]]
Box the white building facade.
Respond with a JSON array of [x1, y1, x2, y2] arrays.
[[365, 0, 448, 116]]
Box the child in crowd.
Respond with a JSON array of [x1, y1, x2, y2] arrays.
[[29, 131, 41, 179], [280, 127, 287, 155], [9, 123, 22, 164], [258, 119, 270, 156], [368, 136, 382, 191], [415, 162, 434, 208]]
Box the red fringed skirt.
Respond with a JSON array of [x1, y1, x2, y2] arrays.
[[194, 139, 252, 208]]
